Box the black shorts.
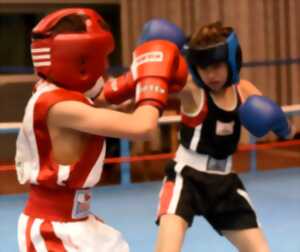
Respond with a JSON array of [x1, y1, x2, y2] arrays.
[[156, 160, 259, 235]]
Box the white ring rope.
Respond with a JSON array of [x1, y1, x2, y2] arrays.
[[1, 104, 300, 133]]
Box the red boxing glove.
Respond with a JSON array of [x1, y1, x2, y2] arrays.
[[169, 55, 188, 93], [135, 78, 168, 112], [131, 40, 180, 113], [103, 71, 135, 104]]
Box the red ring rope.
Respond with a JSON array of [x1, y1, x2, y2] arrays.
[[1, 139, 300, 172]]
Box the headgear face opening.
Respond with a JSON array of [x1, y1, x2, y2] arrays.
[[31, 8, 115, 95], [183, 29, 242, 89]]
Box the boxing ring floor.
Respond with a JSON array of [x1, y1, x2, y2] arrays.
[[0, 167, 299, 252]]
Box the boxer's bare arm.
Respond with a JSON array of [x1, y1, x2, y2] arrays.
[[237, 79, 262, 102], [48, 101, 159, 141]]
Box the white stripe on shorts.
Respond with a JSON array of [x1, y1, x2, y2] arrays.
[[237, 188, 261, 227], [167, 163, 184, 214], [18, 214, 29, 252], [31, 218, 48, 252], [237, 188, 254, 209]]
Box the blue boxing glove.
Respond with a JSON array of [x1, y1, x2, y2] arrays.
[[239, 95, 291, 138], [138, 18, 187, 49]]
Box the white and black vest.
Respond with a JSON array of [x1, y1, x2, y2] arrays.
[[179, 86, 242, 159]]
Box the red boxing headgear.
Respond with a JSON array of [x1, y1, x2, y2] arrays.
[[31, 8, 114, 95]]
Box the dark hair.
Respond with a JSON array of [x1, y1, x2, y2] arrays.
[[32, 14, 87, 39], [51, 14, 87, 34], [189, 21, 232, 48]]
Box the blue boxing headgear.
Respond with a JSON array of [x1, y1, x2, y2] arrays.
[[138, 18, 187, 50], [183, 29, 242, 89]]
